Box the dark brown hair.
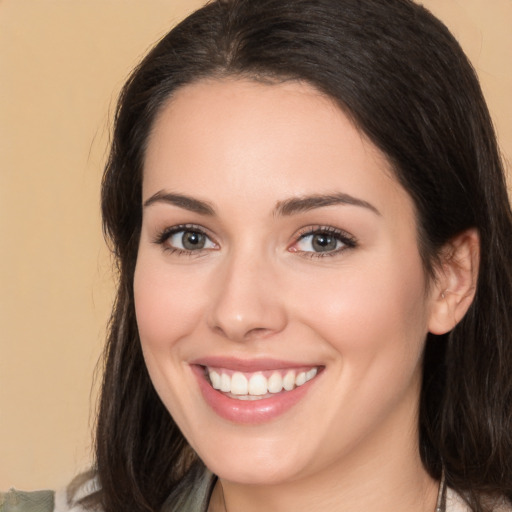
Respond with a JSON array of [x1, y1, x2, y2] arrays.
[[92, 1, 512, 511]]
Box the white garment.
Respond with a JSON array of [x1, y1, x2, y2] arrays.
[[53, 477, 101, 512], [446, 487, 512, 512]]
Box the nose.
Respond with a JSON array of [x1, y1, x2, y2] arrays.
[[207, 250, 287, 343]]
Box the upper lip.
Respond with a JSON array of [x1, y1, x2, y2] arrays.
[[190, 356, 321, 372]]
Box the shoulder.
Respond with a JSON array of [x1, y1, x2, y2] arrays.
[[447, 488, 512, 512], [1, 489, 54, 512]]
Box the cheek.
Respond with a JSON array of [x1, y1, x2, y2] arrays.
[[133, 252, 210, 432], [133, 254, 207, 352], [291, 251, 430, 364], [289, 254, 429, 445]]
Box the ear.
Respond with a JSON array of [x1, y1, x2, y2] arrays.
[[428, 228, 480, 335]]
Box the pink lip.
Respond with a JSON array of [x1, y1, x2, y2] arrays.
[[190, 360, 322, 425], [190, 356, 317, 372]]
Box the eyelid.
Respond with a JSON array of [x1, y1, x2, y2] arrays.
[[289, 225, 357, 257], [153, 223, 219, 254], [152, 223, 356, 258]]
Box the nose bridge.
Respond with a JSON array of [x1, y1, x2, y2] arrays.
[[208, 243, 286, 342]]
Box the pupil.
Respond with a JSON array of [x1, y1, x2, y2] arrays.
[[312, 234, 336, 252], [182, 231, 205, 250]]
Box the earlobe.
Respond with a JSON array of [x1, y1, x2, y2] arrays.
[[428, 228, 480, 335]]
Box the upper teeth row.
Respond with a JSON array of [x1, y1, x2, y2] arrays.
[[208, 368, 318, 396]]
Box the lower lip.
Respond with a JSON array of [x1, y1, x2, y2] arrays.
[[192, 365, 319, 424]]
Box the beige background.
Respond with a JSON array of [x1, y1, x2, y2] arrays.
[[0, 0, 511, 491]]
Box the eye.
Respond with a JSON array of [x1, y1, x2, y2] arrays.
[[290, 227, 356, 256], [168, 230, 213, 250], [155, 225, 217, 254]]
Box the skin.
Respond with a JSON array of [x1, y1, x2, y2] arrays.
[[134, 79, 478, 512]]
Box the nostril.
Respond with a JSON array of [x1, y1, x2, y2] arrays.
[[245, 327, 274, 340], [211, 324, 276, 342], [212, 325, 226, 337]]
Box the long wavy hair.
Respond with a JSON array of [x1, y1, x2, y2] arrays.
[[90, 1, 512, 511]]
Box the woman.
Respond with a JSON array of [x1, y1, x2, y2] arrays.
[[92, 0, 512, 510], [3, 0, 511, 511]]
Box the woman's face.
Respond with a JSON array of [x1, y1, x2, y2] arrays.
[[134, 79, 438, 485]]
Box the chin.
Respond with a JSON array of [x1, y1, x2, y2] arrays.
[[194, 433, 311, 485], [208, 459, 298, 486]]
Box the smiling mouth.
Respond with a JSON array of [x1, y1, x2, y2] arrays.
[[204, 366, 320, 400]]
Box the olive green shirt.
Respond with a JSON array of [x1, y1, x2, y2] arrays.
[[0, 490, 54, 512]]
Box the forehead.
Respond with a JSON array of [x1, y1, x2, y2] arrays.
[[143, 78, 411, 221]]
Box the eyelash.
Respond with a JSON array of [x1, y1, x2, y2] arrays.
[[153, 224, 357, 258], [153, 224, 216, 257], [291, 225, 357, 259]]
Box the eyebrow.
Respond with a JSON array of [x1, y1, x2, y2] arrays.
[[143, 191, 215, 215], [143, 190, 380, 217], [274, 193, 381, 217]]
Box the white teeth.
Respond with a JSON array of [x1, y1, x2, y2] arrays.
[[306, 368, 317, 380], [207, 366, 319, 397], [231, 372, 248, 395], [220, 373, 231, 393], [248, 373, 267, 396], [282, 370, 296, 391], [210, 370, 221, 390], [230, 394, 266, 401], [267, 372, 283, 393], [295, 371, 306, 386]]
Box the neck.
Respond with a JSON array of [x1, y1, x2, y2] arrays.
[[209, 402, 439, 512], [213, 460, 438, 512]]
